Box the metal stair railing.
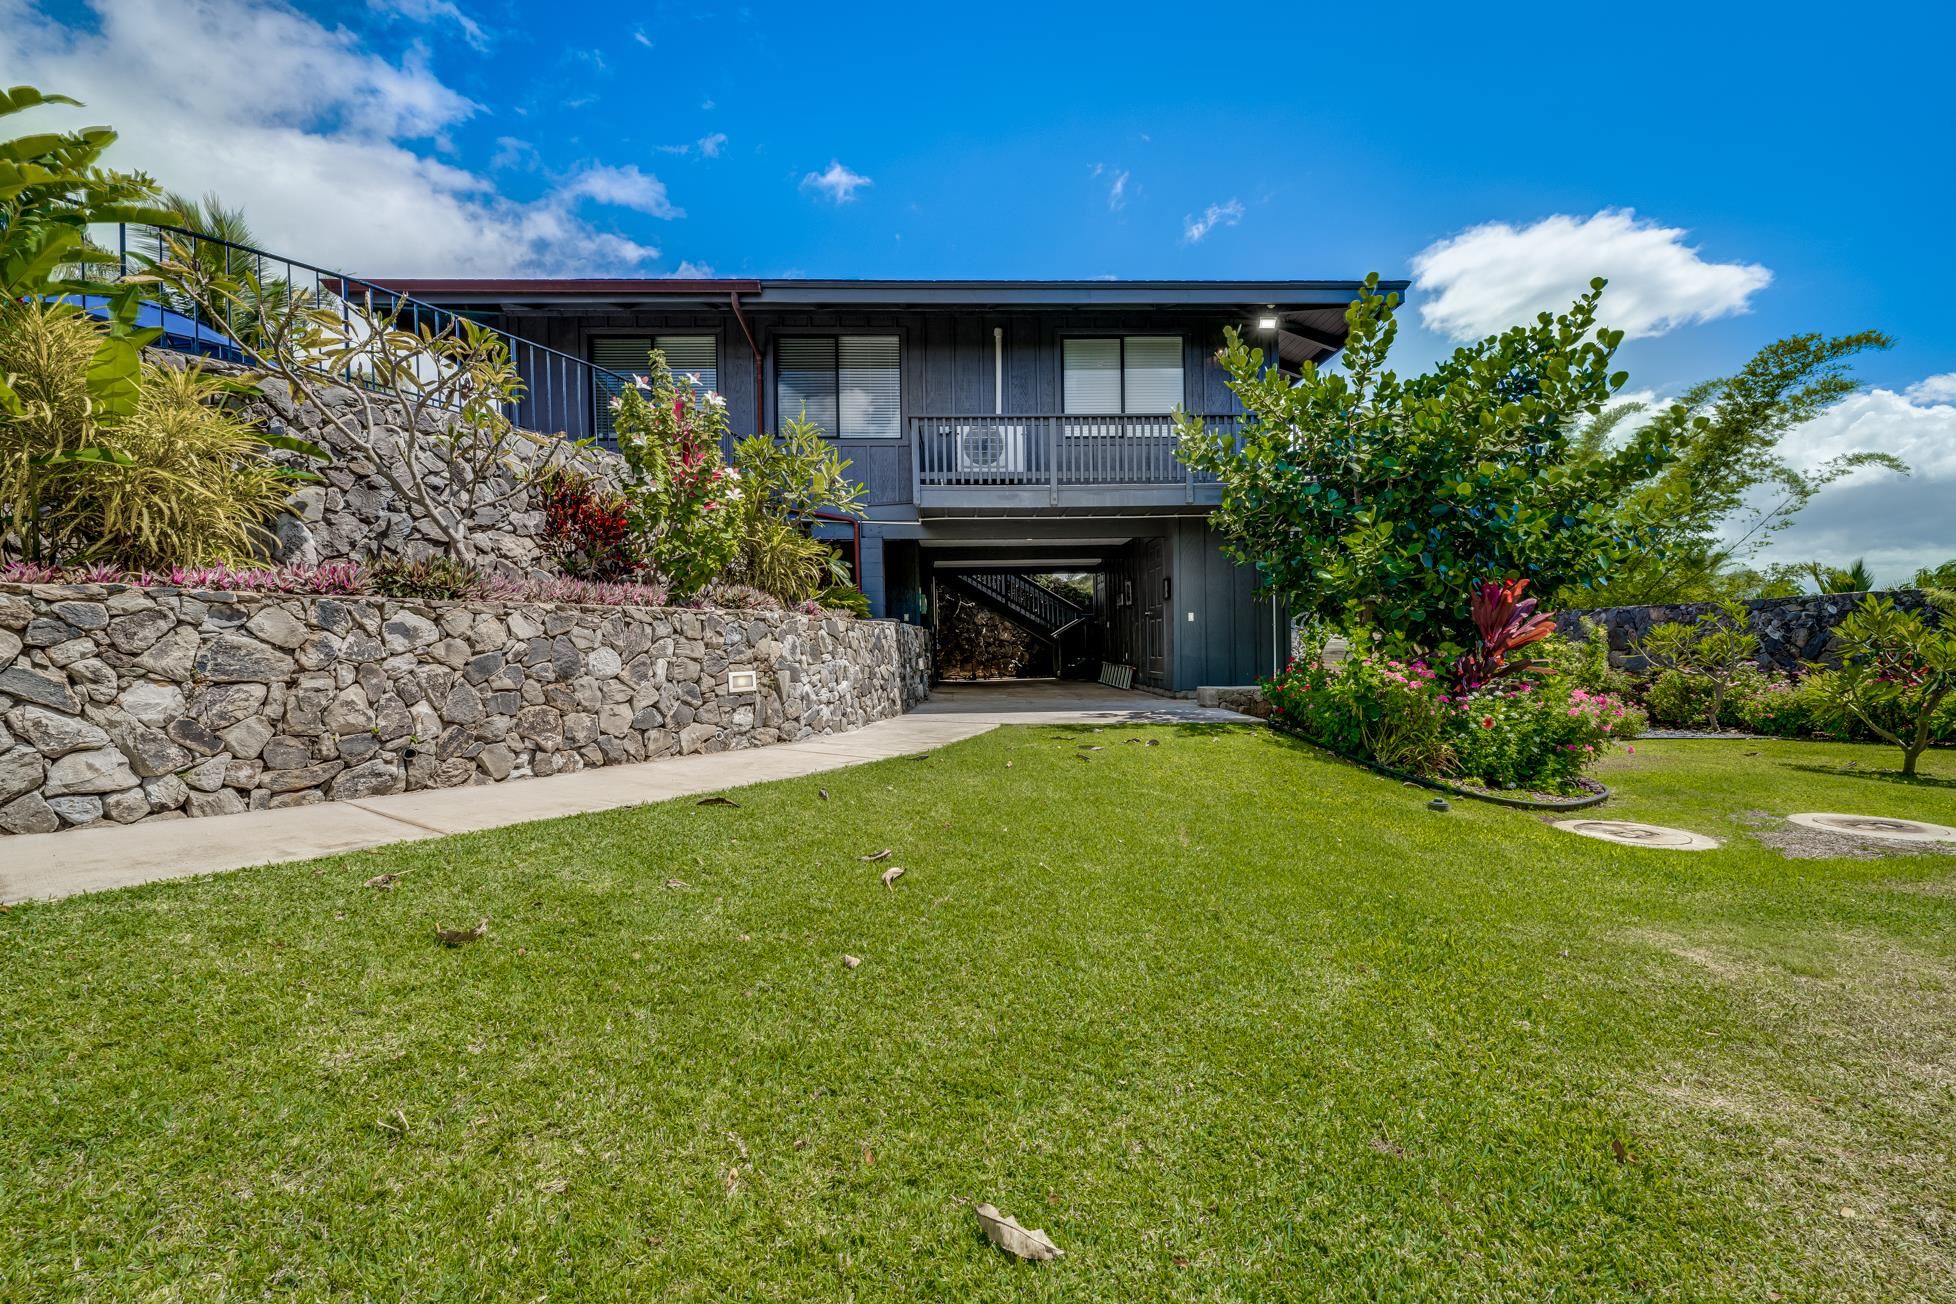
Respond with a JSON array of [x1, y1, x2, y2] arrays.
[[949, 572, 1091, 640]]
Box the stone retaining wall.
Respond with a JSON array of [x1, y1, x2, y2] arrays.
[[1557, 590, 1937, 673], [0, 582, 929, 836]]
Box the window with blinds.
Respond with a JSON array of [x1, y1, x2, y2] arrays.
[[590, 335, 718, 442], [777, 335, 900, 438], [1061, 336, 1183, 414]]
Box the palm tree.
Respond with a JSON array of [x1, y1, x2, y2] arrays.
[[1799, 558, 1876, 594], [136, 192, 293, 350]]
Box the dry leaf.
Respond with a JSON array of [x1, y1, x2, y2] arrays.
[[435, 918, 489, 946], [861, 849, 893, 862], [975, 1203, 1064, 1261], [880, 866, 905, 890], [1146, 738, 1160, 747], [365, 870, 410, 890], [1370, 1136, 1406, 1159], [664, 878, 691, 891], [538, 1177, 568, 1194], [1611, 1139, 1637, 1165], [725, 1166, 741, 1195], [861, 1144, 874, 1166], [818, 788, 830, 801], [1078, 744, 1104, 751], [794, 1138, 809, 1151], [697, 795, 740, 808], [843, 954, 862, 969], [1005, 761, 1013, 768]]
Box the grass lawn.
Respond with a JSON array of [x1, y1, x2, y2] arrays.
[[2, 727, 1953, 1300]]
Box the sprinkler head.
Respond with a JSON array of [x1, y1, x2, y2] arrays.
[[1427, 797, 1451, 812]]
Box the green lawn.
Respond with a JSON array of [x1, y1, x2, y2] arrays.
[[2, 729, 1953, 1300]]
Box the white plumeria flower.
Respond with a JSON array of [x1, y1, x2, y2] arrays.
[[608, 397, 622, 411], [684, 372, 703, 387], [703, 391, 727, 410], [631, 374, 651, 390], [722, 466, 740, 479]]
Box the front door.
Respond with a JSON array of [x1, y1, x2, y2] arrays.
[[1141, 539, 1167, 685]]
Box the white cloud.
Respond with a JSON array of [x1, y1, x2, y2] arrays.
[[1752, 377, 1956, 583], [632, 29, 653, 48], [0, 0, 673, 275], [697, 132, 727, 158], [489, 135, 535, 170], [1108, 170, 1129, 211], [1411, 208, 1772, 342], [800, 160, 872, 204], [555, 164, 680, 218], [370, 0, 488, 51], [1182, 198, 1243, 243], [668, 260, 714, 278]]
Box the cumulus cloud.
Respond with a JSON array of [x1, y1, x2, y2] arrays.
[[1752, 376, 1956, 582], [1411, 209, 1772, 342], [801, 160, 872, 203], [1183, 198, 1242, 243], [0, 0, 674, 275]]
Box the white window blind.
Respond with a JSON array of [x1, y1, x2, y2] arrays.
[[1063, 336, 1183, 414], [839, 335, 900, 439], [1122, 336, 1183, 414], [656, 336, 717, 395], [777, 337, 839, 434], [1062, 337, 1121, 413], [777, 335, 900, 437]]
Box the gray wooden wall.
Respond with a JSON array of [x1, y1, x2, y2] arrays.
[[485, 307, 1250, 509]]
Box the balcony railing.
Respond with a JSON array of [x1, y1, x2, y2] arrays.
[[108, 224, 629, 447], [910, 413, 1242, 500]]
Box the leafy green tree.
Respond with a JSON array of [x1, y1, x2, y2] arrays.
[[1813, 593, 1956, 776], [1571, 333, 1904, 604], [1794, 557, 1877, 594], [1177, 274, 1683, 656], [1635, 599, 1762, 731], [0, 84, 174, 419], [1910, 560, 1956, 590]]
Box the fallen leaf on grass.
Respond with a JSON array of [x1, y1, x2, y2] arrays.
[[435, 918, 489, 946], [818, 788, 830, 801], [1146, 738, 1160, 747], [862, 1144, 874, 1166], [1611, 1139, 1638, 1165], [697, 796, 740, 808], [1370, 1136, 1406, 1159], [664, 878, 692, 891], [861, 849, 893, 862], [880, 866, 905, 890], [365, 870, 410, 890], [843, 954, 862, 969], [1078, 744, 1104, 751], [725, 1166, 741, 1196], [975, 1203, 1064, 1261], [793, 1138, 809, 1151], [538, 1177, 568, 1194]]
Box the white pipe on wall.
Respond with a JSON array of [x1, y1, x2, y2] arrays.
[[993, 326, 1003, 415]]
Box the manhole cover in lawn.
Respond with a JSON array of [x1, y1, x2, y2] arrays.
[[1785, 813, 1956, 844], [1551, 820, 1721, 850]]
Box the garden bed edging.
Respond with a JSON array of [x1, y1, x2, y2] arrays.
[[0, 581, 929, 836]]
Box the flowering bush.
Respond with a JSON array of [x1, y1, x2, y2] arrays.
[[1644, 666, 1769, 729], [1446, 681, 1641, 791], [611, 351, 743, 599], [1264, 655, 1452, 774], [533, 467, 638, 581]]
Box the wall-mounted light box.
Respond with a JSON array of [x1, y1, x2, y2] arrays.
[[727, 669, 759, 693]]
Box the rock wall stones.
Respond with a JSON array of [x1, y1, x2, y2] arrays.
[[1557, 590, 1938, 673], [178, 357, 625, 575], [0, 582, 931, 836]]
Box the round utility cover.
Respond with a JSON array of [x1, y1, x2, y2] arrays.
[[1551, 819, 1721, 851], [1785, 813, 1956, 845]]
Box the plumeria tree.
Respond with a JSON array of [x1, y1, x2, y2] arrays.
[[1814, 594, 1956, 777], [610, 352, 743, 597]]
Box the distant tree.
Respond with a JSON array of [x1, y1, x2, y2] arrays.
[[1911, 559, 1956, 590], [1178, 275, 1683, 657], [1570, 333, 1906, 606], [1792, 557, 1878, 594]]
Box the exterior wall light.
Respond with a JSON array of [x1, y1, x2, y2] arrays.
[[1256, 315, 1280, 331], [727, 669, 759, 693]]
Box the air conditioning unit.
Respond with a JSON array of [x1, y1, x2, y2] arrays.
[[954, 423, 1026, 474]]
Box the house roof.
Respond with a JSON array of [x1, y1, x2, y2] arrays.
[[363, 277, 1403, 365], [361, 276, 1400, 310]]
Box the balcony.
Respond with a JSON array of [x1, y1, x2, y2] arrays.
[[909, 413, 1243, 509]]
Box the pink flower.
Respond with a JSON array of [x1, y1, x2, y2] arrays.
[[1626, 745, 1634, 754]]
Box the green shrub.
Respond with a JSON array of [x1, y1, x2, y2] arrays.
[[1541, 623, 1636, 699], [1734, 675, 1830, 738], [1645, 666, 1768, 729], [1264, 656, 1453, 776], [1809, 594, 1956, 775], [815, 584, 871, 618], [1446, 680, 1637, 792], [367, 555, 488, 602]]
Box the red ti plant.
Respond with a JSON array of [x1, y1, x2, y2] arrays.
[[1452, 578, 1557, 691]]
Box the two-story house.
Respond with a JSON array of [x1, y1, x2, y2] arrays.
[[373, 278, 1394, 694]]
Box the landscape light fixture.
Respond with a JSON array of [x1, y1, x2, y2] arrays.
[[1256, 312, 1280, 330]]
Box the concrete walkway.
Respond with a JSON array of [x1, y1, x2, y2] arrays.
[[1, 682, 1246, 905]]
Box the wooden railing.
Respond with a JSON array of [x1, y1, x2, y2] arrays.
[[911, 413, 1243, 492]]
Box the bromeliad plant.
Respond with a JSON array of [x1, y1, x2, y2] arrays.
[[610, 352, 744, 599]]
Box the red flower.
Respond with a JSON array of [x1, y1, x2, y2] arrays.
[[1480, 716, 1494, 729]]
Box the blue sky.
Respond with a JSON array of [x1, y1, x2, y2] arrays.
[[8, 0, 1954, 579]]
